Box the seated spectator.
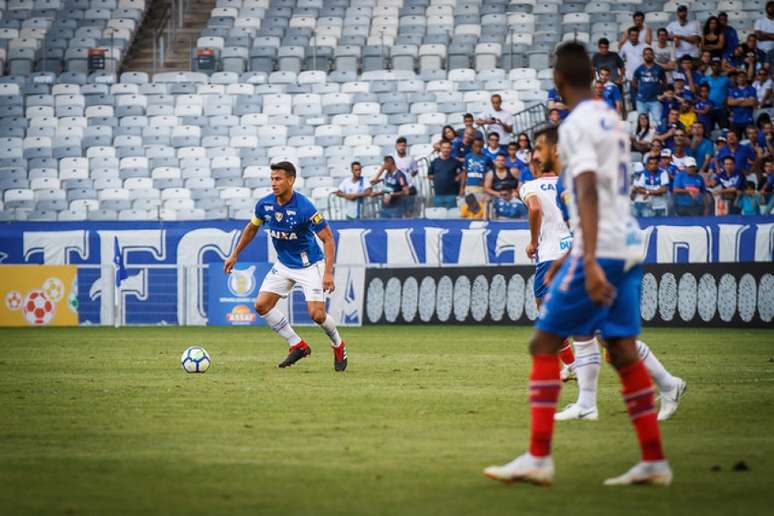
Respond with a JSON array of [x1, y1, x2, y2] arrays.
[[371, 156, 409, 219], [461, 138, 492, 201], [336, 161, 373, 219], [653, 28, 676, 73], [428, 141, 463, 209], [484, 153, 526, 219], [547, 88, 569, 120], [736, 181, 764, 215], [760, 157, 774, 212], [433, 125, 458, 152], [719, 12, 740, 58], [459, 193, 486, 220], [728, 71, 758, 136], [632, 155, 670, 217], [655, 108, 685, 148], [673, 77, 694, 102], [514, 132, 532, 167], [673, 157, 707, 216], [658, 87, 680, 122], [697, 49, 714, 76], [715, 156, 746, 214], [632, 47, 665, 122], [505, 141, 532, 182], [678, 99, 697, 129], [689, 122, 714, 172], [717, 129, 756, 174], [700, 57, 732, 129], [752, 68, 773, 107], [598, 66, 623, 115], [483, 132, 506, 161], [456, 113, 484, 140], [694, 83, 714, 133], [644, 138, 664, 163], [548, 108, 562, 125], [673, 54, 702, 94], [631, 112, 656, 153], [759, 120, 774, 155], [476, 94, 514, 143], [452, 127, 476, 161], [702, 16, 725, 60]]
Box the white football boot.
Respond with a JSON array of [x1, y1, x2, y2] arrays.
[[603, 460, 673, 486], [559, 363, 576, 382], [657, 378, 688, 421], [483, 453, 555, 486], [554, 403, 599, 421]]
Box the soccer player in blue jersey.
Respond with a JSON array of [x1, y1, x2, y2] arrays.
[[224, 162, 347, 371]]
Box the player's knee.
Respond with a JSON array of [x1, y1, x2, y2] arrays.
[[606, 339, 639, 369], [254, 299, 271, 315], [309, 306, 326, 324]]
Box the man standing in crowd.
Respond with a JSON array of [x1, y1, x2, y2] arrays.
[[621, 27, 649, 92], [632, 47, 667, 122], [371, 156, 410, 219], [673, 157, 707, 215], [727, 71, 758, 137], [456, 113, 484, 140], [667, 5, 701, 60], [754, 1, 774, 54], [700, 58, 732, 129], [476, 94, 514, 143], [428, 141, 464, 209], [452, 127, 476, 161], [336, 161, 372, 220]]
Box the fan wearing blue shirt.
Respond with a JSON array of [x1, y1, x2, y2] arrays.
[[694, 83, 715, 133], [463, 138, 494, 195], [483, 132, 507, 161], [716, 129, 756, 173], [672, 160, 707, 216], [372, 155, 410, 219], [598, 66, 623, 115], [505, 141, 533, 183], [715, 156, 746, 213], [224, 161, 348, 371], [700, 58, 732, 128], [547, 88, 569, 119], [452, 127, 476, 160], [632, 47, 666, 122], [727, 72, 758, 136], [632, 155, 671, 217]]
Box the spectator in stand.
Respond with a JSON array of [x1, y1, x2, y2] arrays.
[[728, 72, 759, 137], [744, 125, 766, 162], [461, 138, 493, 200], [484, 153, 526, 219], [753, 68, 773, 107], [656, 108, 685, 149], [428, 141, 464, 209], [644, 138, 664, 163], [632, 47, 666, 122], [394, 137, 418, 193], [632, 155, 670, 217], [701, 57, 732, 129], [505, 141, 532, 182], [631, 112, 656, 152], [719, 12, 740, 58], [547, 88, 569, 120], [452, 127, 476, 161], [548, 108, 562, 125], [659, 148, 680, 183], [432, 125, 458, 152], [599, 66, 623, 115], [483, 132, 506, 161], [619, 10, 653, 47], [718, 129, 756, 174], [475, 94, 513, 143], [673, 156, 707, 215], [755, 1, 774, 54], [701, 16, 725, 60], [592, 37, 626, 94], [689, 122, 714, 172], [620, 27, 648, 91], [667, 5, 702, 60], [336, 161, 373, 220], [658, 85, 681, 122], [456, 113, 484, 140], [740, 34, 767, 78], [760, 157, 774, 212], [593, 79, 605, 102], [653, 28, 676, 74], [514, 132, 532, 166], [372, 156, 410, 219], [670, 128, 692, 170], [736, 181, 764, 215], [678, 99, 697, 129], [673, 77, 694, 102], [715, 155, 746, 213], [673, 54, 702, 94], [758, 120, 774, 154], [694, 83, 714, 133]]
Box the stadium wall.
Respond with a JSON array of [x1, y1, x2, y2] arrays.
[[0, 217, 771, 327]]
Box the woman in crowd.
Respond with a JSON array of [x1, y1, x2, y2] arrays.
[[702, 16, 725, 59], [631, 113, 656, 153]]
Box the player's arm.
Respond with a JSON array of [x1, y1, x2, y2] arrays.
[[316, 224, 336, 293], [574, 171, 616, 305], [524, 192, 541, 260], [224, 219, 260, 273]]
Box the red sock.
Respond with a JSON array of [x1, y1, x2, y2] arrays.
[[529, 354, 562, 457], [618, 360, 665, 461], [558, 339, 575, 366]]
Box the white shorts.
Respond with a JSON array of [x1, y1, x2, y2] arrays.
[[259, 261, 325, 302]]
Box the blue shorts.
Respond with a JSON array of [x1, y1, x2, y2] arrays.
[[534, 260, 552, 300], [536, 256, 642, 339]]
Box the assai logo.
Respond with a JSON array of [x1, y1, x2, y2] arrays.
[[226, 304, 256, 324], [228, 265, 256, 296]]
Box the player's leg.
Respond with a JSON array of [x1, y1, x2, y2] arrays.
[[255, 266, 311, 368], [536, 261, 575, 380], [636, 339, 687, 421], [554, 334, 600, 421], [298, 263, 347, 372]]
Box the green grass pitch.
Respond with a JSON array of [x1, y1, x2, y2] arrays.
[[1, 326, 773, 516]]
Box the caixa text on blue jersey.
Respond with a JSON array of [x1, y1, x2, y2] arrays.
[[270, 230, 299, 240]]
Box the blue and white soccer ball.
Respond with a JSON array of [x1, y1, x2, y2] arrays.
[[181, 346, 211, 374]]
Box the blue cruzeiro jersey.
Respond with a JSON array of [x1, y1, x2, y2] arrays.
[[464, 152, 493, 187], [251, 191, 328, 269]]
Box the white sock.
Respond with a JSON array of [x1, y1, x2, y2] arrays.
[[262, 307, 302, 347], [573, 338, 601, 409], [637, 340, 677, 392], [318, 314, 343, 347]]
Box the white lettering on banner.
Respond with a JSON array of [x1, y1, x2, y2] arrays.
[[718, 224, 749, 263], [494, 229, 532, 264], [385, 228, 419, 265], [424, 227, 448, 266], [656, 226, 710, 263], [458, 222, 490, 265], [23, 230, 89, 264], [95, 230, 166, 325], [754, 223, 774, 262], [178, 228, 239, 326], [336, 228, 371, 264]]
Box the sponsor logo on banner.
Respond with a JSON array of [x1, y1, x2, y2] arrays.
[[226, 304, 256, 325], [227, 265, 256, 296], [0, 265, 79, 326]]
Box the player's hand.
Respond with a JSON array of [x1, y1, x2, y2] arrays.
[[223, 255, 237, 274], [526, 242, 538, 260], [323, 272, 335, 293], [584, 259, 617, 305]]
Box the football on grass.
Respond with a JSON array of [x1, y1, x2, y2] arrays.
[[181, 346, 211, 374]]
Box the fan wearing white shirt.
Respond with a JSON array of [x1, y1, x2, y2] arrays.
[[393, 136, 419, 194], [667, 5, 701, 59], [475, 94, 514, 143], [620, 26, 649, 82], [335, 161, 372, 219], [755, 1, 774, 53]]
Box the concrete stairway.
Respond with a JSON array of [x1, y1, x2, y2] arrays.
[[122, 0, 216, 74]]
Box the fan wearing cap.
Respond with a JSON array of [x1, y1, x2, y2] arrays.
[[658, 148, 680, 186], [632, 155, 671, 217], [673, 157, 707, 216]]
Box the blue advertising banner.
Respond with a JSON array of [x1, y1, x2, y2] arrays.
[[207, 262, 271, 326], [0, 216, 771, 325]]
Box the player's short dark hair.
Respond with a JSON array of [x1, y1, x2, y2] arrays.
[[270, 161, 296, 177], [555, 41, 594, 89], [598, 37, 609, 46], [350, 161, 361, 169], [533, 125, 559, 146], [395, 136, 407, 145], [384, 155, 395, 165]]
